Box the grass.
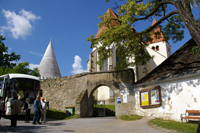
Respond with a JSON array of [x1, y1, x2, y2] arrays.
[[148, 118, 199, 133], [119, 115, 143, 121], [94, 104, 115, 111], [46, 108, 80, 120], [46, 108, 199, 133]]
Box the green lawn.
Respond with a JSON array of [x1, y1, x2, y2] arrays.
[[119, 115, 143, 121], [46, 108, 79, 120], [94, 104, 115, 111], [148, 118, 199, 133]]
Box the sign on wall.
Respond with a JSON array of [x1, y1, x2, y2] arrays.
[[150, 89, 160, 105], [141, 92, 149, 106], [120, 88, 129, 103], [117, 97, 121, 103], [139, 85, 162, 109]]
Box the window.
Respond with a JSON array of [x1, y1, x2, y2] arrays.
[[139, 85, 161, 109], [0, 77, 4, 96], [116, 49, 120, 63], [152, 46, 155, 50], [156, 45, 159, 51], [97, 52, 100, 71], [101, 58, 109, 71]]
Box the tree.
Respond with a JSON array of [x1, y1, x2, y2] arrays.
[[0, 62, 40, 76], [30, 67, 40, 77], [0, 35, 40, 77], [87, 0, 200, 70], [0, 35, 21, 68]]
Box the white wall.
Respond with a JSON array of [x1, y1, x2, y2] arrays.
[[97, 86, 110, 100], [148, 41, 171, 58], [133, 74, 200, 122]]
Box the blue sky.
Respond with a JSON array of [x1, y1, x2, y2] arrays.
[[0, 0, 198, 77]]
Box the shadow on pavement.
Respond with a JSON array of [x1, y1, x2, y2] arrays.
[[0, 125, 45, 133]]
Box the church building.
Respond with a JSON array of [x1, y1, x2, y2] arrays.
[[87, 8, 172, 104]]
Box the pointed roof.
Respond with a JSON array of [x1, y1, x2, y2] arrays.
[[147, 18, 165, 44], [39, 39, 61, 79], [94, 8, 119, 39]]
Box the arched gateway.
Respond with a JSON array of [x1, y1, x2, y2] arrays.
[[41, 68, 135, 117]]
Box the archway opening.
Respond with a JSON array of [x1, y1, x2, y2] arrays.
[[91, 85, 115, 117]]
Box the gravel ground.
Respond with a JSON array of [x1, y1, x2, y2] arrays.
[[0, 116, 168, 133]]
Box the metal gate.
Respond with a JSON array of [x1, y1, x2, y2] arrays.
[[93, 100, 105, 117]]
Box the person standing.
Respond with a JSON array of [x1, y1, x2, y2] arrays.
[[197, 120, 200, 133], [24, 98, 31, 123], [32, 95, 41, 125], [10, 96, 23, 127], [41, 98, 47, 123], [0, 96, 3, 120]]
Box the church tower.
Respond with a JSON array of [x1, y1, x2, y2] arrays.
[[87, 9, 172, 81], [39, 39, 61, 79]]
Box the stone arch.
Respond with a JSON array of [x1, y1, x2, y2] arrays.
[[88, 79, 118, 97], [41, 69, 135, 118], [87, 79, 119, 117]]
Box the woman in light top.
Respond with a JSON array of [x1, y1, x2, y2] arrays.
[[41, 98, 47, 123]]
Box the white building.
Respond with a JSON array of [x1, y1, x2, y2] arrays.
[[133, 38, 200, 121]]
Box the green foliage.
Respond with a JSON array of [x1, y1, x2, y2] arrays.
[[0, 35, 40, 77], [192, 46, 200, 57], [0, 35, 21, 68], [148, 118, 198, 133], [12, 62, 31, 74], [30, 67, 40, 77], [0, 62, 40, 76], [162, 15, 185, 43], [119, 115, 143, 121], [87, 0, 200, 70]]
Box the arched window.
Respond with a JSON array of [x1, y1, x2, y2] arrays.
[[152, 46, 155, 50], [116, 49, 120, 63], [156, 45, 159, 51], [101, 59, 109, 71], [97, 52, 109, 72]]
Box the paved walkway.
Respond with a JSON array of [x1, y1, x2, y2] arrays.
[[0, 116, 168, 133]]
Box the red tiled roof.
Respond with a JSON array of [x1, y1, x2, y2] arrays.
[[147, 18, 165, 44], [94, 8, 119, 39], [94, 10, 164, 45]]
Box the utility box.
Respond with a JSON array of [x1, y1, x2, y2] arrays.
[[65, 106, 75, 116]]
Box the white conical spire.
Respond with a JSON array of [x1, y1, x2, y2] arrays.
[[39, 39, 61, 79]]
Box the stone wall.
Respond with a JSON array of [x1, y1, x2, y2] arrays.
[[41, 69, 135, 117], [41, 75, 87, 115]]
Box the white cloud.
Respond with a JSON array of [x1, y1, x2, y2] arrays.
[[71, 55, 87, 75], [29, 51, 43, 56], [29, 63, 39, 70], [1, 9, 41, 39]]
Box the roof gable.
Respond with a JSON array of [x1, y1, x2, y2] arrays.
[[94, 8, 119, 39], [146, 18, 165, 44]]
